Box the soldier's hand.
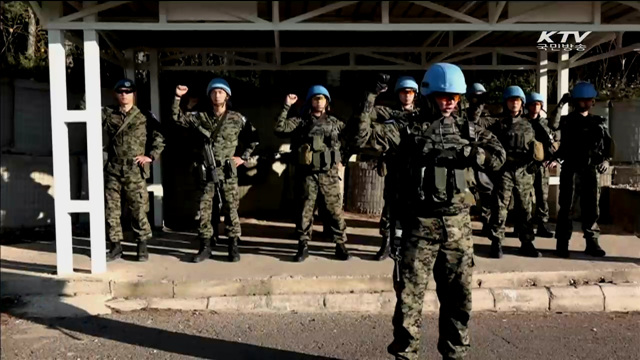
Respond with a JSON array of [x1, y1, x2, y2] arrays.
[[176, 85, 188, 97], [374, 73, 391, 94], [285, 94, 298, 106], [560, 92, 571, 104], [135, 155, 152, 165], [232, 156, 245, 168], [596, 160, 609, 174]]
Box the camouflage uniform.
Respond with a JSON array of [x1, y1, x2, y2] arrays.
[[103, 106, 165, 244], [172, 98, 258, 241], [487, 113, 546, 247], [354, 92, 506, 360], [275, 104, 347, 245], [551, 111, 613, 246], [465, 104, 499, 229], [527, 114, 557, 226]]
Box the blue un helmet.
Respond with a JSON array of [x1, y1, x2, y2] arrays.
[[395, 76, 419, 92], [467, 83, 487, 96], [526, 92, 545, 106], [206, 78, 231, 96], [421, 63, 467, 96], [113, 78, 136, 92], [503, 86, 526, 102], [306, 85, 331, 102], [571, 82, 598, 99]]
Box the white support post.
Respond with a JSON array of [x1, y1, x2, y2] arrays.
[[84, 29, 107, 274], [48, 30, 74, 276], [558, 51, 570, 115], [148, 49, 163, 228], [124, 48, 135, 79], [381, 1, 389, 24], [537, 50, 548, 107]]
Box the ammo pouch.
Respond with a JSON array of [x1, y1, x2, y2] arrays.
[[195, 163, 219, 184], [299, 144, 313, 165], [311, 149, 339, 171], [224, 159, 237, 179], [423, 167, 468, 204], [474, 171, 493, 192], [377, 155, 388, 177]]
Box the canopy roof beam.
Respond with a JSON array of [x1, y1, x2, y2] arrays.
[[411, 1, 485, 24], [56, 1, 131, 22], [281, 1, 359, 24], [570, 42, 640, 68]]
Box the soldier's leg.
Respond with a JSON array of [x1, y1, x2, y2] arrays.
[[318, 171, 347, 244], [388, 217, 441, 360], [197, 182, 217, 240], [489, 171, 515, 244], [123, 171, 152, 242], [434, 211, 473, 359], [104, 172, 124, 244], [555, 168, 577, 257], [296, 174, 319, 242], [376, 175, 393, 260], [220, 176, 241, 239], [514, 168, 540, 257], [580, 168, 605, 256], [319, 170, 351, 260]]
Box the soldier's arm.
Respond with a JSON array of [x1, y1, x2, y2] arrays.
[[274, 104, 302, 136], [473, 128, 506, 172], [532, 121, 556, 159], [352, 92, 402, 152], [171, 97, 211, 138], [146, 112, 166, 160], [547, 101, 567, 131], [238, 116, 260, 160]]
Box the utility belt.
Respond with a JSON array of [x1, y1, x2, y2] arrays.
[[194, 158, 237, 184], [298, 135, 341, 172], [106, 157, 151, 179]]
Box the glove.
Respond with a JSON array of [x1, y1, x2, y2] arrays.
[[560, 92, 571, 105], [596, 160, 609, 174], [373, 73, 391, 94]]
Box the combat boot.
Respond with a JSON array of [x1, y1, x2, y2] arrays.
[[106, 241, 123, 262], [536, 221, 554, 238], [137, 241, 149, 262], [555, 239, 570, 258], [490, 241, 503, 259], [519, 241, 542, 258], [228, 237, 240, 262], [585, 238, 606, 257], [293, 240, 309, 262], [335, 243, 352, 261], [374, 234, 391, 261], [191, 237, 212, 263]]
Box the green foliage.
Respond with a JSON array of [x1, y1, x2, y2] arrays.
[[1, 1, 48, 79]]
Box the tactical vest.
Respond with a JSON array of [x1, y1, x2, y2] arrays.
[[298, 114, 342, 172], [404, 116, 475, 211], [495, 116, 535, 166]]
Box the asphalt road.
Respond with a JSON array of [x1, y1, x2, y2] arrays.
[[1, 311, 639, 360]]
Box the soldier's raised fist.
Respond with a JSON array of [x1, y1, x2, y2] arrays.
[[176, 85, 189, 97], [285, 94, 298, 106]]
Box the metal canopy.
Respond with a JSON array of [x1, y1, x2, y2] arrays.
[[28, 1, 640, 275]]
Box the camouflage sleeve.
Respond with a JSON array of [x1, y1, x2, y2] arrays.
[[531, 120, 555, 159], [238, 116, 259, 160], [145, 112, 166, 160], [274, 104, 302, 136], [171, 97, 211, 138], [352, 92, 402, 152], [101, 106, 110, 129], [475, 128, 506, 172], [547, 102, 566, 131]]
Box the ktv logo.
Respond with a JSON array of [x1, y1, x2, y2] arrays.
[[537, 31, 592, 52]]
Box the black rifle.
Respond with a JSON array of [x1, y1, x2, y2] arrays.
[[202, 139, 223, 211]]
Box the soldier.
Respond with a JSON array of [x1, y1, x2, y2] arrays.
[[487, 86, 549, 259], [372, 76, 421, 261], [525, 92, 557, 238], [275, 85, 352, 262], [173, 78, 259, 263], [353, 64, 505, 360], [465, 83, 497, 234], [551, 82, 613, 258], [103, 79, 165, 262]]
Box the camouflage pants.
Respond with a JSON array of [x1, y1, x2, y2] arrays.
[[104, 165, 151, 243], [197, 169, 241, 240], [297, 168, 347, 243], [380, 170, 402, 238], [489, 167, 535, 243], [555, 165, 601, 242], [389, 211, 473, 360], [534, 166, 550, 223]]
